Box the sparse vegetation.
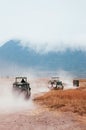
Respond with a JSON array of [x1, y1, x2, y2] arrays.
[[34, 88, 86, 115]]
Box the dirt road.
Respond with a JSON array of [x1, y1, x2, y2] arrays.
[[0, 108, 86, 130], [0, 78, 86, 130]]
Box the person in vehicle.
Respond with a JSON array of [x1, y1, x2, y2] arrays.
[[21, 78, 26, 83]]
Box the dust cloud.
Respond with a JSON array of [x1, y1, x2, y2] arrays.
[[0, 69, 75, 114], [58, 70, 74, 89], [0, 78, 35, 114], [0, 76, 49, 114]]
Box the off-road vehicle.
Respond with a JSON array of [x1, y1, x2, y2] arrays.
[[13, 77, 31, 98], [48, 77, 64, 90]]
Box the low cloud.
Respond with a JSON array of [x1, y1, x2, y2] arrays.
[[20, 36, 86, 53], [0, 0, 86, 52]]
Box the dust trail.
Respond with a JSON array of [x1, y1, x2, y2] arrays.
[[0, 76, 49, 114], [0, 70, 76, 114], [58, 70, 75, 89], [0, 78, 35, 114]]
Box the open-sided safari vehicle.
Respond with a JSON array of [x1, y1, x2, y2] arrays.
[[13, 77, 31, 98], [48, 77, 64, 90]]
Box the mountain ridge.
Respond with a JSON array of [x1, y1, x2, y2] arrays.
[[0, 40, 86, 77]]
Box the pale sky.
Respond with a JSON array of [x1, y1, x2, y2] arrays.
[[0, 0, 86, 51]]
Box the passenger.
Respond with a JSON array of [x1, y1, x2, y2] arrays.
[[21, 78, 26, 83]]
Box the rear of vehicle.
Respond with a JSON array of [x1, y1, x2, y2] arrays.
[[48, 77, 64, 90], [13, 77, 31, 99]]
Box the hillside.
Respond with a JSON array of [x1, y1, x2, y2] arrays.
[[0, 40, 86, 77]]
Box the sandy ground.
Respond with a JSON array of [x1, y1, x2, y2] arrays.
[[0, 77, 86, 130], [0, 108, 86, 130]]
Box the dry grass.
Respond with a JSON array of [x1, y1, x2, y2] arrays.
[[34, 88, 86, 115]]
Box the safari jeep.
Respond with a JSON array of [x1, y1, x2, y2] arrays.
[[13, 77, 31, 98], [48, 77, 64, 90]]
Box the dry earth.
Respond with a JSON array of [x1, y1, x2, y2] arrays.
[[0, 108, 86, 130], [0, 77, 86, 130]]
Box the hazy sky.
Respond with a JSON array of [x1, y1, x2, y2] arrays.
[[0, 0, 86, 51]]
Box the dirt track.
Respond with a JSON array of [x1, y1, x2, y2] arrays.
[[0, 108, 86, 130], [0, 78, 86, 130]]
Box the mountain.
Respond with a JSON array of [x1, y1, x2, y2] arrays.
[[0, 40, 86, 77], [0, 40, 39, 66]]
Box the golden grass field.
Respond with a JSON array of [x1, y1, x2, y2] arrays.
[[34, 80, 86, 115]]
